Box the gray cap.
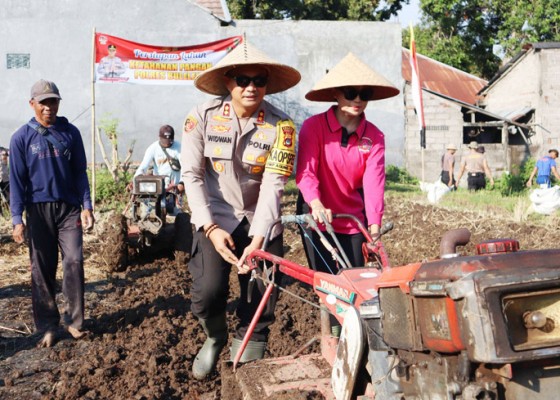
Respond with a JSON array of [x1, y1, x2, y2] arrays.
[[30, 79, 61, 102]]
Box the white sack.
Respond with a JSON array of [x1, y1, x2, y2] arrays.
[[529, 186, 560, 215], [420, 180, 451, 204]]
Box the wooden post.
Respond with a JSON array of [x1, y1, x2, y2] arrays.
[[502, 123, 510, 173], [91, 27, 97, 209], [421, 147, 425, 182]]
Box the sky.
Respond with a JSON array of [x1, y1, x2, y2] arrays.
[[389, 0, 421, 28]]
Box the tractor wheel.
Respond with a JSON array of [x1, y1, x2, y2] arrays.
[[100, 213, 129, 273], [174, 212, 193, 268]]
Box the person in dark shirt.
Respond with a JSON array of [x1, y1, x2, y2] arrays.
[[0, 148, 9, 203], [9, 79, 94, 348]]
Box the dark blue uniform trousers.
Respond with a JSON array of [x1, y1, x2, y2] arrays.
[[189, 218, 283, 342]]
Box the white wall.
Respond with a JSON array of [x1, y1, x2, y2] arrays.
[[235, 20, 404, 166], [0, 0, 404, 166], [481, 48, 560, 153], [404, 87, 464, 183]]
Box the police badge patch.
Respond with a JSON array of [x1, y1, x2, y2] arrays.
[[358, 137, 373, 153], [184, 116, 197, 133]]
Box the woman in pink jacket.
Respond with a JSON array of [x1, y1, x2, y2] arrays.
[[296, 52, 399, 273]]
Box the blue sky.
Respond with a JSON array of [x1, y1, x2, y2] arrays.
[[389, 0, 421, 28]]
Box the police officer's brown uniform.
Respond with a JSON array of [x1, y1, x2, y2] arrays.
[[464, 153, 487, 190], [183, 96, 296, 330], [456, 141, 494, 190], [181, 40, 301, 379]]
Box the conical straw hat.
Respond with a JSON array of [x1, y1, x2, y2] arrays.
[[305, 52, 399, 102], [195, 40, 301, 96]]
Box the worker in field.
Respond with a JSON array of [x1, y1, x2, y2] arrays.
[[10, 79, 94, 348], [181, 40, 300, 379], [455, 141, 494, 190], [134, 125, 182, 188], [441, 143, 457, 188], [296, 52, 399, 273], [295, 53, 404, 398], [133, 124, 184, 210], [526, 149, 560, 188]]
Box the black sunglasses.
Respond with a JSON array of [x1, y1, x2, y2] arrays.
[[341, 87, 374, 101], [232, 75, 268, 88]]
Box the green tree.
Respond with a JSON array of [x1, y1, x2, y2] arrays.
[[404, 1, 560, 79], [494, 0, 560, 57], [226, 0, 408, 21]]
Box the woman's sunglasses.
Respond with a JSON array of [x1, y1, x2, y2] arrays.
[[231, 75, 268, 88], [341, 86, 374, 101]]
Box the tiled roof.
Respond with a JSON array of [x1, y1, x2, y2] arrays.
[[402, 48, 487, 105], [192, 0, 231, 22]]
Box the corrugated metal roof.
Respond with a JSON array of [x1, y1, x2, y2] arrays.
[[402, 48, 487, 105], [192, 0, 231, 22], [424, 88, 532, 132], [494, 106, 534, 121]]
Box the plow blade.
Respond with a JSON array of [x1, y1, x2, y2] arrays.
[[331, 306, 365, 400], [222, 308, 367, 400], [223, 354, 334, 399]]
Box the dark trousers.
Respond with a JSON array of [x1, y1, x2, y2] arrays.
[[309, 230, 366, 273], [0, 181, 9, 199], [296, 193, 317, 270], [467, 173, 486, 191], [189, 218, 283, 342], [27, 202, 85, 333], [296, 191, 366, 273], [441, 171, 455, 187]]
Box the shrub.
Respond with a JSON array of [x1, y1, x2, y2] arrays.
[[89, 167, 131, 210], [386, 165, 419, 185], [492, 158, 534, 196]]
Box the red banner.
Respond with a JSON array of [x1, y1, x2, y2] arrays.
[[94, 33, 242, 85]]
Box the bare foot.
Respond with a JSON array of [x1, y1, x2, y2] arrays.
[[67, 326, 86, 339], [37, 331, 56, 348]]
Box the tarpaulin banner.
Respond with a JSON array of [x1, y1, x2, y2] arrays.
[[94, 33, 243, 85]]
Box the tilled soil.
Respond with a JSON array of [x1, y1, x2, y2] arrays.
[[0, 193, 557, 399]]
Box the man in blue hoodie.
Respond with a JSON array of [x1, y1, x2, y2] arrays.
[[9, 79, 95, 348]]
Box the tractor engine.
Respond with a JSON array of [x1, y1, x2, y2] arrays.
[[131, 175, 166, 239], [239, 218, 560, 400], [363, 230, 560, 399]]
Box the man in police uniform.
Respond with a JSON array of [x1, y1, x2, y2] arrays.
[[181, 41, 301, 379], [456, 141, 494, 190], [97, 44, 126, 78]]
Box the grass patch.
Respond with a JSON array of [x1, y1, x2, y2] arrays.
[[439, 189, 517, 211], [386, 182, 421, 194]]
